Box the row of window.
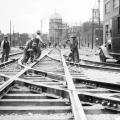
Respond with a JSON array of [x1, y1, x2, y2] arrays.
[[105, 0, 119, 14]]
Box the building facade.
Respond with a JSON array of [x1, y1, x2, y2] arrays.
[[80, 22, 103, 49], [49, 12, 62, 45], [103, 0, 119, 44]]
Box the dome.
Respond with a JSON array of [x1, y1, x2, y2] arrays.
[[50, 12, 62, 20]]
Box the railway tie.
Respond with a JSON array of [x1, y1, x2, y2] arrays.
[[0, 48, 87, 120]]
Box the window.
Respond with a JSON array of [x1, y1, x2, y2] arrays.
[[118, 17, 120, 33], [105, 25, 109, 36], [105, 1, 110, 14], [113, 0, 119, 8]]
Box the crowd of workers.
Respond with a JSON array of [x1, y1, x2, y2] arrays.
[[0, 31, 79, 64]]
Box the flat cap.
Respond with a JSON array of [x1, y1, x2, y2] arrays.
[[71, 35, 76, 38], [4, 35, 8, 38]]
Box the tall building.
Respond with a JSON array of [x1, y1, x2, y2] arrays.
[[103, 0, 119, 44], [49, 12, 62, 45]]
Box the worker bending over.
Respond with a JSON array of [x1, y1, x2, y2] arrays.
[[22, 31, 43, 64]]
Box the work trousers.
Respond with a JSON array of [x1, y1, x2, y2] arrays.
[[1, 49, 10, 63], [72, 49, 79, 63], [22, 47, 41, 64]]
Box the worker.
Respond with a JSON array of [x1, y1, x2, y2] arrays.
[[48, 41, 51, 48], [34, 30, 43, 58], [36, 30, 43, 44], [22, 31, 43, 64], [55, 42, 57, 48], [1, 35, 10, 63], [22, 39, 34, 63], [70, 35, 79, 63]]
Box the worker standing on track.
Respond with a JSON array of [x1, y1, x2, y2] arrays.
[[33, 30, 43, 60], [70, 35, 79, 63], [1, 35, 10, 63], [22, 30, 43, 64]]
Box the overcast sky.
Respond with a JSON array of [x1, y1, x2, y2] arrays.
[[0, 0, 103, 34]]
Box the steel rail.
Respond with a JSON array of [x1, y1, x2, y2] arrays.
[[0, 49, 52, 98], [48, 50, 120, 92], [66, 61, 120, 71], [80, 59, 120, 70], [80, 58, 120, 67], [9, 51, 23, 57], [0, 48, 74, 119], [61, 49, 87, 120]]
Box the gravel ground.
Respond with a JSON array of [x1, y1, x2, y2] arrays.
[[0, 113, 73, 120]]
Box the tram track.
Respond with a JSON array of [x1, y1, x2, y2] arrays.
[[62, 55, 120, 119], [50, 49, 120, 119], [1, 47, 120, 120], [39, 48, 120, 119], [80, 59, 120, 71], [0, 48, 87, 120]]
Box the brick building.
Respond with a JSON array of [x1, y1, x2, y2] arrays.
[[80, 21, 103, 49]]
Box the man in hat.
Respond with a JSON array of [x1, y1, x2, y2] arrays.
[[1, 35, 10, 63], [22, 39, 34, 63], [22, 31, 43, 64], [70, 35, 79, 63]]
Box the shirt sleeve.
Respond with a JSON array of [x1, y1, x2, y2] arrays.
[[24, 41, 30, 50]]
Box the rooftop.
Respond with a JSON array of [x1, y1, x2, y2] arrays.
[[50, 12, 62, 20]]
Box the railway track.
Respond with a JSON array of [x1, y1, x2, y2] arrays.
[[0, 48, 86, 120], [38, 48, 120, 120], [63, 55, 120, 119], [0, 51, 23, 66], [80, 59, 120, 71], [1, 47, 120, 120]]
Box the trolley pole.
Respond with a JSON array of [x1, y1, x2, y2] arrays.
[[98, 0, 101, 46]]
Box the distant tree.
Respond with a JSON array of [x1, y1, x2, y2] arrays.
[[82, 22, 91, 32], [19, 33, 29, 46]]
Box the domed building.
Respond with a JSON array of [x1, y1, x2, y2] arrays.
[[49, 12, 62, 45]]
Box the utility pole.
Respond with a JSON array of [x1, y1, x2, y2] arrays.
[[41, 19, 43, 34], [98, 0, 101, 46], [10, 20, 12, 47], [92, 9, 94, 49], [13, 25, 15, 46]]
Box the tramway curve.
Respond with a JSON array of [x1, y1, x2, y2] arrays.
[[0, 48, 87, 120], [50, 49, 120, 119]]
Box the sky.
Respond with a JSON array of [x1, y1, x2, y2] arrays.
[[0, 0, 103, 34]]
